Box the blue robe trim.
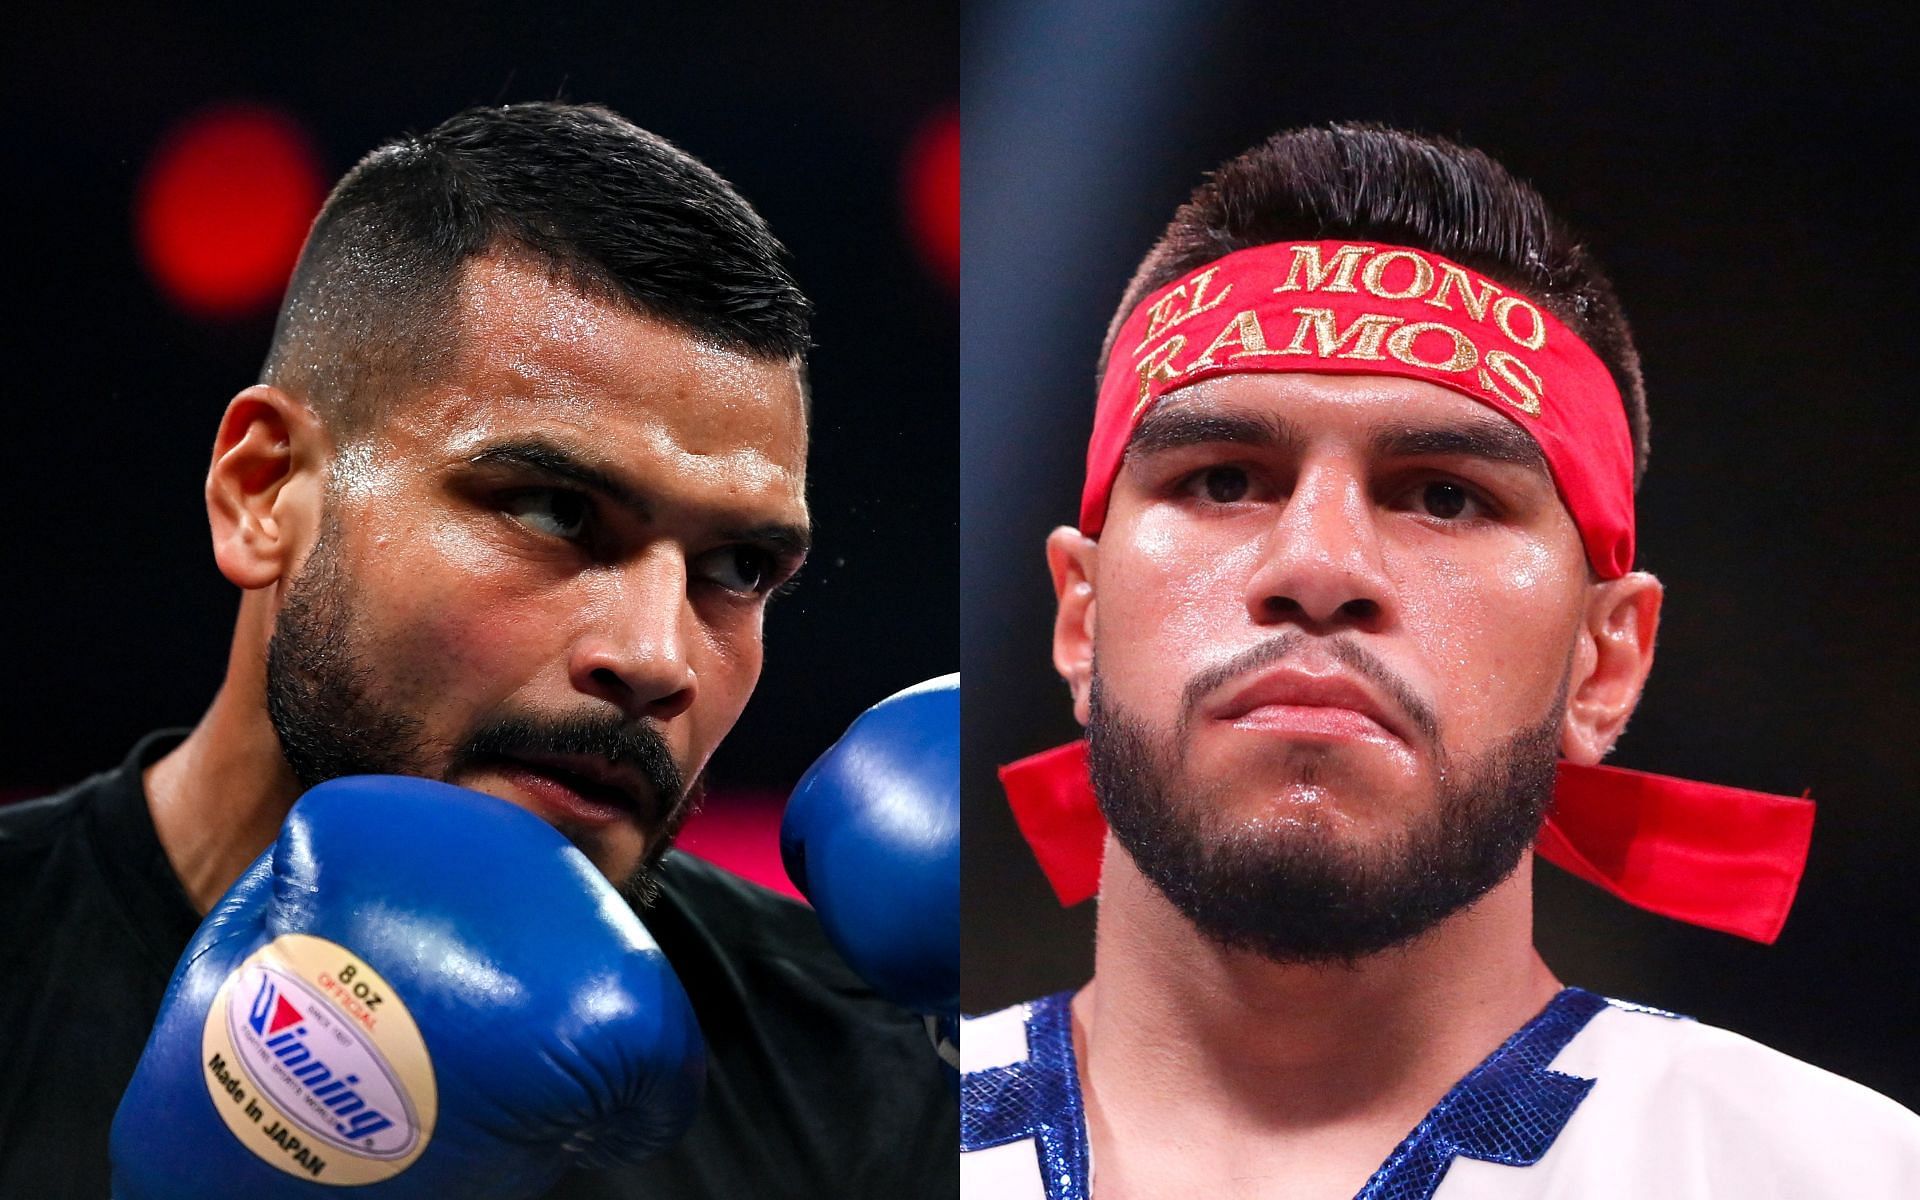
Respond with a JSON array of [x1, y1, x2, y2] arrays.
[[961, 992, 1087, 1200], [1355, 987, 1611, 1198], [962, 986, 1659, 1199]]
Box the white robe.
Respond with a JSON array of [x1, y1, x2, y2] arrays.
[[959, 988, 1920, 1198]]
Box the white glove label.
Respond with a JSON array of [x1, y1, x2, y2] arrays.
[[201, 933, 438, 1185]]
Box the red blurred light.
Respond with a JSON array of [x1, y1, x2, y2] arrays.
[[676, 790, 805, 901], [137, 105, 326, 318], [902, 106, 959, 291]]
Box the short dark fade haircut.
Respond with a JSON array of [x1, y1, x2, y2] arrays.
[[262, 102, 812, 436], [1103, 124, 1650, 487]]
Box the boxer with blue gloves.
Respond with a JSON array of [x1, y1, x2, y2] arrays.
[[111, 777, 704, 1198], [0, 102, 954, 1200]]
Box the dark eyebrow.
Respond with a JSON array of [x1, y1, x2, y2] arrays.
[[721, 522, 812, 561], [1125, 406, 1306, 460], [1370, 418, 1550, 477], [466, 437, 813, 560], [470, 439, 646, 512]]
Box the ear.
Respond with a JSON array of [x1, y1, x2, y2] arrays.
[[1045, 527, 1099, 727], [1561, 570, 1663, 764], [206, 385, 330, 590]]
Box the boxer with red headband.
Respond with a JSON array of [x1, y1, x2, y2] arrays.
[[961, 125, 1920, 1199]]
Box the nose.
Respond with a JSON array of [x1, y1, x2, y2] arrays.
[[568, 544, 698, 721], [1244, 460, 1393, 632]]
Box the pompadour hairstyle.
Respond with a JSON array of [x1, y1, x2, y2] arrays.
[[1103, 124, 1650, 486], [262, 102, 812, 435]]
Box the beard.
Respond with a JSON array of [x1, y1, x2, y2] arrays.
[[263, 517, 700, 903], [1087, 634, 1563, 965]]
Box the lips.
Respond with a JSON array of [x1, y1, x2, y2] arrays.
[[488, 753, 655, 830], [1208, 666, 1406, 744]]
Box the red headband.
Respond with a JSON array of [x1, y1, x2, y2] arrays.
[[1003, 241, 1815, 944], [1084, 240, 1636, 578]]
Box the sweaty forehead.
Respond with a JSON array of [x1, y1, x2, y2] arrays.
[[376, 252, 805, 463]]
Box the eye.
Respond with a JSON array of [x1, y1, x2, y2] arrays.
[[693, 545, 777, 594], [1413, 480, 1479, 521], [502, 489, 593, 540], [1185, 465, 1253, 504]]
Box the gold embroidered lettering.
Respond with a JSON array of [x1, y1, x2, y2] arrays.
[[1492, 296, 1547, 351], [1385, 322, 1477, 373], [1361, 250, 1435, 301], [1135, 292, 1187, 353], [1135, 267, 1231, 354], [1186, 309, 1282, 371], [1275, 244, 1370, 294], [1425, 262, 1502, 321], [1133, 335, 1187, 419], [1278, 307, 1402, 360], [1479, 350, 1544, 415]]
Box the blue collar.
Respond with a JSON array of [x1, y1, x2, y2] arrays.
[[963, 986, 1617, 1200]]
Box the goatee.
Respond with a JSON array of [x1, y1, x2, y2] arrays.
[[1087, 638, 1563, 965]]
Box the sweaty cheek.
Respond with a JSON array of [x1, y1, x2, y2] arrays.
[[701, 614, 765, 715], [443, 601, 542, 677], [1406, 540, 1576, 725], [357, 525, 567, 710], [422, 517, 514, 580], [1102, 513, 1267, 696]]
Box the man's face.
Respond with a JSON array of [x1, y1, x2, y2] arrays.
[[266, 253, 809, 896], [1076, 372, 1591, 959]]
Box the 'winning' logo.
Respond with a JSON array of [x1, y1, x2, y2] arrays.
[[244, 973, 398, 1143]]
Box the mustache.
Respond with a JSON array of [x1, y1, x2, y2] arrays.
[[452, 710, 687, 812], [1179, 630, 1440, 745]]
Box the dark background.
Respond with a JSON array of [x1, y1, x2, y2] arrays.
[[1, 3, 957, 819], [962, 0, 1920, 1108]]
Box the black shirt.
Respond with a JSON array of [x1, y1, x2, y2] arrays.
[[0, 733, 957, 1198]]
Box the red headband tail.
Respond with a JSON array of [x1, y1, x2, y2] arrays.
[[999, 742, 1814, 943], [1540, 762, 1813, 943], [998, 742, 1105, 906]]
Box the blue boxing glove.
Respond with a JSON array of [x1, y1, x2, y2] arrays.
[[781, 675, 959, 1070], [111, 776, 703, 1198]]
